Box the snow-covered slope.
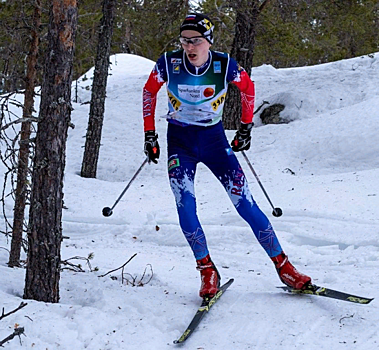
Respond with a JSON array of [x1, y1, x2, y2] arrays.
[[1, 52, 378, 349]]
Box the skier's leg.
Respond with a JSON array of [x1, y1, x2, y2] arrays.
[[167, 124, 209, 260], [211, 156, 283, 257], [167, 123, 221, 297], [199, 123, 311, 288], [169, 160, 220, 297], [199, 123, 282, 257]]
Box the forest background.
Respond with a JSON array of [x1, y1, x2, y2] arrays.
[[1, 0, 378, 94], [0, 0, 378, 306]]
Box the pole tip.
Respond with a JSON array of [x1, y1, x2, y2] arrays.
[[102, 207, 113, 217], [272, 208, 283, 217]]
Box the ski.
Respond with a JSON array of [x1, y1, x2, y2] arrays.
[[278, 284, 374, 304], [173, 278, 234, 344]]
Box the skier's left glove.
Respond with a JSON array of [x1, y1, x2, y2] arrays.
[[144, 130, 160, 164], [231, 122, 253, 152]]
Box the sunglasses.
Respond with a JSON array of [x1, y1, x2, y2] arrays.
[[179, 36, 207, 46]]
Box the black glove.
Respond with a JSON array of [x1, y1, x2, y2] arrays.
[[231, 122, 253, 152], [144, 130, 160, 164]]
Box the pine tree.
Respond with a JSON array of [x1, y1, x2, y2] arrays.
[[24, 0, 78, 303], [8, 0, 41, 268], [81, 0, 116, 178]]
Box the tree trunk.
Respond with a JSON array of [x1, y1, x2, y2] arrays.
[[81, 0, 116, 178], [24, 0, 78, 303], [8, 0, 41, 268], [222, 0, 269, 130], [222, 83, 241, 130], [230, 2, 260, 76]]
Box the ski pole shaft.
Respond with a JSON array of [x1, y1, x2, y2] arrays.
[[241, 151, 282, 217], [111, 157, 148, 210], [102, 157, 148, 216]]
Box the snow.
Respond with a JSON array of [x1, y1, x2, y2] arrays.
[[1, 52, 378, 349]]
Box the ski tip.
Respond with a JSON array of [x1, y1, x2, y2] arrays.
[[277, 285, 374, 305], [174, 334, 190, 345], [356, 297, 375, 305], [173, 337, 184, 345], [226, 278, 234, 285]]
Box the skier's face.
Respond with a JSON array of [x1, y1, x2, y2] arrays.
[[180, 30, 211, 67]]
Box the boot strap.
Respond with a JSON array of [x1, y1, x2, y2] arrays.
[[273, 254, 288, 269], [196, 262, 214, 271]]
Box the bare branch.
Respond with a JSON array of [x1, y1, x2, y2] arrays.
[[254, 100, 270, 114], [0, 326, 25, 347], [98, 253, 137, 278], [61, 253, 97, 272], [1, 117, 39, 131], [0, 302, 28, 321], [137, 263, 153, 286], [0, 247, 10, 254], [122, 264, 153, 287]]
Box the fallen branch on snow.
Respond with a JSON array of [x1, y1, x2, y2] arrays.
[[0, 302, 27, 321], [123, 263, 153, 287], [98, 254, 153, 287], [61, 252, 98, 272], [0, 326, 25, 347], [98, 253, 137, 278]]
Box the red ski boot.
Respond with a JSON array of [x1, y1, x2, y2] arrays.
[[272, 252, 311, 290], [196, 254, 221, 298]]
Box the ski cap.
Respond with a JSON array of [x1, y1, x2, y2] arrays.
[[180, 13, 214, 44]]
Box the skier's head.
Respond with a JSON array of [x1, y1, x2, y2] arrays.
[[180, 13, 214, 44], [179, 13, 214, 67]]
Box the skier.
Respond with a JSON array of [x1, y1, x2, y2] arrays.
[[142, 13, 311, 299]]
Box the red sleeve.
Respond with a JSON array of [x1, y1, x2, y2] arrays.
[[143, 70, 165, 132], [230, 70, 255, 124]]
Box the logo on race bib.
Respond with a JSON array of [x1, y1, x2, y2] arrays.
[[173, 64, 180, 74], [203, 87, 215, 98], [214, 61, 221, 73], [177, 85, 216, 102]]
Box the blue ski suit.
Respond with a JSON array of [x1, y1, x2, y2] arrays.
[[143, 49, 282, 260]]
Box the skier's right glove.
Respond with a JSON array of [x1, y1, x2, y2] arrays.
[[231, 122, 253, 152], [144, 130, 160, 164]]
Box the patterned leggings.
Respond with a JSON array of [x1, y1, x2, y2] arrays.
[[167, 121, 282, 260]]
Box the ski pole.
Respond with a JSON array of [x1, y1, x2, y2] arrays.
[[102, 157, 149, 217], [241, 151, 283, 217]]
